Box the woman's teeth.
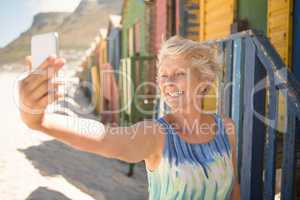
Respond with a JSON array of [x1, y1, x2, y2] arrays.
[[168, 91, 184, 97]]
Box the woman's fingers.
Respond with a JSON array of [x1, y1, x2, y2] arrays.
[[23, 55, 56, 89], [38, 92, 63, 108], [18, 55, 65, 114], [24, 56, 65, 92], [34, 54, 57, 72], [31, 81, 63, 101]]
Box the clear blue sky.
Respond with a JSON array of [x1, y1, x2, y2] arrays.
[[0, 0, 81, 48]]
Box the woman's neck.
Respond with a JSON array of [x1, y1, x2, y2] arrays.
[[167, 110, 217, 142], [169, 110, 200, 131], [173, 111, 199, 123]]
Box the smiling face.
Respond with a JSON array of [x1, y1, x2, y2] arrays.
[[157, 55, 208, 112], [156, 35, 219, 113]]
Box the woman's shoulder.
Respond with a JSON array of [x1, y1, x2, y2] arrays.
[[153, 114, 173, 126], [156, 114, 175, 122]]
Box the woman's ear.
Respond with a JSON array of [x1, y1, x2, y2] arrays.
[[197, 80, 212, 95], [202, 86, 210, 95]]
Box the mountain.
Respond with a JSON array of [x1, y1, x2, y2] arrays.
[[0, 0, 121, 66], [58, 0, 121, 49]]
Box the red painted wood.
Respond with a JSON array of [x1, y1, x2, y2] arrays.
[[154, 0, 167, 54], [176, 0, 180, 34]]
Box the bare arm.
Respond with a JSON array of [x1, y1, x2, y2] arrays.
[[38, 114, 162, 163], [223, 117, 241, 200]]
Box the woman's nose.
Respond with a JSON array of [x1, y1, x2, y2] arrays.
[[165, 75, 177, 83], [163, 77, 180, 89]]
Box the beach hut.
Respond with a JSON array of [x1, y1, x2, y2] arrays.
[[121, 0, 147, 58], [148, 0, 186, 55], [181, 0, 200, 41], [79, 57, 92, 100], [198, 0, 235, 41], [119, 0, 157, 126], [89, 46, 101, 115], [96, 29, 108, 68], [96, 29, 119, 124], [78, 49, 99, 113], [107, 15, 122, 80], [235, 0, 300, 133]]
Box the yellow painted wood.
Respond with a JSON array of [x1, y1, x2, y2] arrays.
[[91, 66, 101, 113], [129, 28, 134, 56], [267, 0, 293, 133], [267, 0, 293, 67], [202, 80, 218, 113], [98, 64, 102, 114], [99, 39, 108, 65], [200, 0, 235, 41]]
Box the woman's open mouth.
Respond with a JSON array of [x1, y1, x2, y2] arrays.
[[166, 90, 184, 99]]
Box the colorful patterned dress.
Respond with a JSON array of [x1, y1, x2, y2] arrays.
[[146, 113, 234, 200]]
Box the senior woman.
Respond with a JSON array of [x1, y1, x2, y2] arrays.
[[18, 35, 240, 200]]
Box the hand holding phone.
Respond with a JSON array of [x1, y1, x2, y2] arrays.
[[17, 32, 65, 130], [18, 55, 65, 130]]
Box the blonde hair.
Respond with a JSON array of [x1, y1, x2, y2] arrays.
[[157, 35, 221, 81]]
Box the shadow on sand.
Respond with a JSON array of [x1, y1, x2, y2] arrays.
[[25, 187, 72, 200], [19, 140, 147, 200]]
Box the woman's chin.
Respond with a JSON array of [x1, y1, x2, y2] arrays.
[[163, 96, 189, 109], [165, 101, 185, 111]]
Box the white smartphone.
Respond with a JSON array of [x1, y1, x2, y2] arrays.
[[31, 32, 64, 111], [31, 32, 64, 83], [31, 32, 59, 70]]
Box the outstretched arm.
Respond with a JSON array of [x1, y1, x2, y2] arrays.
[[39, 114, 162, 163], [18, 55, 162, 163]]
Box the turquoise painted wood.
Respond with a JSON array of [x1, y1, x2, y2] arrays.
[[253, 31, 300, 200], [281, 104, 297, 200], [121, 0, 147, 58], [231, 39, 242, 128], [231, 38, 243, 181], [224, 40, 233, 117], [119, 56, 156, 124], [255, 43, 279, 200], [241, 38, 266, 200]]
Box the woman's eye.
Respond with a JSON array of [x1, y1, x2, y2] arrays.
[[176, 72, 186, 76], [158, 75, 168, 80]]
